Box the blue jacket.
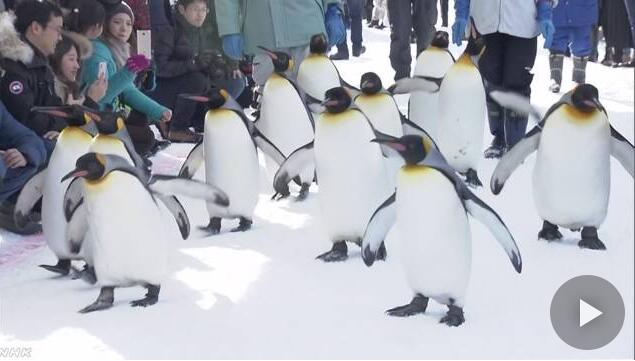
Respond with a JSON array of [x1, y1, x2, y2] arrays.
[[0, 101, 47, 180], [552, 0, 598, 27], [81, 39, 168, 122]]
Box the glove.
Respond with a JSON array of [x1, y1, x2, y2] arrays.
[[451, 0, 470, 46], [125, 54, 151, 73], [536, 0, 555, 48], [324, 4, 345, 47], [222, 34, 244, 61]]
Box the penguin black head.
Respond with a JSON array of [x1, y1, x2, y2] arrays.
[[93, 111, 126, 135], [371, 134, 428, 165], [309, 33, 328, 54], [430, 31, 449, 49], [259, 46, 293, 73], [31, 105, 93, 127], [323, 87, 352, 113], [62, 152, 106, 182], [571, 84, 604, 113], [179, 88, 229, 110], [360, 72, 383, 95]]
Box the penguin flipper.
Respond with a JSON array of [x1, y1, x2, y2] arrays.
[[149, 175, 230, 207], [273, 142, 315, 197], [610, 126, 635, 178], [66, 202, 88, 254], [489, 90, 544, 124], [387, 76, 441, 95], [361, 192, 396, 267], [13, 168, 46, 228], [490, 127, 541, 195], [252, 128, 287, 166], [399, 113, 439, 150], [155, 194, 190, 240], [63, 178, 85, 222], [178, 141, 204, 179], [463, 194, 522, 273]]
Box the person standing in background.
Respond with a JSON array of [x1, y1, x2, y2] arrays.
[[331, 0, 366, 60]]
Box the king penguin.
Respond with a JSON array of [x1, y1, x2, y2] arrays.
[[178, 88, 287, 234], [87, 110, 147, 171], [297, 33, 343, 101], [13, 105, 97, 276], [273, 87, 393, 262], [61, 152, 229, 313], [490, 84, 634, 250], [362, 134, 522, 326], [256, 46, 316, 200], [409, 31, 455, 138]]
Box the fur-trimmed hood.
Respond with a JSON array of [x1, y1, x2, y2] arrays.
[[0, 11, 34, 64]]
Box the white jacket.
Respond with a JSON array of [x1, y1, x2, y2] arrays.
[[470, 0, 540, 38]]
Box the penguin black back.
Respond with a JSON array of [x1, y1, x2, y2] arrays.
[[360, 72, 383, 95]]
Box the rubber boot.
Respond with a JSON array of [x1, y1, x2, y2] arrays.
[[549, 53, 564, 93], [572, 56, 588, 84]]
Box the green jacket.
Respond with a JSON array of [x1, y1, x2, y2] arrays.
[[215, 0, 339, 55]]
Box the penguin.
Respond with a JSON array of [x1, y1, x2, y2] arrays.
[[296, 33, 343, 101], [13, 105, 97, 276], [362, 134, 522, 327], [61, 152, 229, 313], [256, 46, 316, 200], [273, 87, 393, 262], [178, 88, 287, 234], [409, 31, 455, 138], [490, 84, 634, 250]]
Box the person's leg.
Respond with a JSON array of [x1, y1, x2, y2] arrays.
[[125, 110, 157, 156], [412, 0, 438, 55], [548, 26, 570, 92], [0, 163, 42, 234], [0, 165, 38, 203], [388, 0, 414, 79], [479, 32, 507, 157], [440, 0, 449, 27], [348, 0, 365, 55], [151, 72, 209, 132], [570, 25, 592, 83], [501, 34, 538, 149]]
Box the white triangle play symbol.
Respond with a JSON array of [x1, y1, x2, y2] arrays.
[[579, 299, 603, 327]]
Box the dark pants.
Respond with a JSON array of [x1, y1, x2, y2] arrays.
[[337, 0, 365, 54], [126, 110, 157, 156], [388, 0, 438, 79], [479, 33, 537, 147], [150, 71, 210, 131], [0, 162, 39, 202], [365, 0, 374, 20], [625, 0, 635, 44], [439, 0, 448, 26]]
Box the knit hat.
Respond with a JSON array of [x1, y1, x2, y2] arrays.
[[105, 1, 134, 24]]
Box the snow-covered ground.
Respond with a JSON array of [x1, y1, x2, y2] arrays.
[[1, 19, 633, 360]]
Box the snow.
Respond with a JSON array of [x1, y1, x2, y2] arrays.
[[1, 19, 633, 360]]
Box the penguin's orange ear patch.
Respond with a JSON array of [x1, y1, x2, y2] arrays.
[[116, 117, 125, 130], [288, 59, 295, 71]]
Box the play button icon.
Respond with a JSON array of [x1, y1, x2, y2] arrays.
[[551, 275, 625, 350], [579, 299, 602, 327]]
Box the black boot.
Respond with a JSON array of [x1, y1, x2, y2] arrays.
[[316, 241, 348, 262], [484, 97, 505, 159], [549, 53, 564, 93], [601, 47, 617, 66], [578, 227, 606, 250], [572, 56, 588, 84], [503, 108, 528, 151], [538, 220, 562, 241]]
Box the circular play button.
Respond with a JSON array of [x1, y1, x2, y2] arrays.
[[550, 275, 625, 350]]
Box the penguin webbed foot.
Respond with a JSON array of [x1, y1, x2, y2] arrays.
[[538, 221, 563, 241], [578, 227, 606, 250], [271, 190, 290, 201], [130, 284, 160, 308], [199, 217, 222, 235], [386, 294, 429, 317], [316, 241, 348, 262], [230, 217, 252, 233], [39, 259, 71, 276], [71, 264, 97, 285], [79, 287, 114, 314], [463, 169, 482, 188], [439, 304, 465, 327], [295, 184, 311, 201]]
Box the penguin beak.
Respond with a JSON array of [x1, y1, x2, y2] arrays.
[[179, 94, 211, 103], [361, 81, 374, 90], [584, 98, 605, 112], [31, 106, 72, 118], [61, 168, 89, 182], [321, 98, 339, 107], [257, 46, 278, 60], [371, 138, 407, 152]]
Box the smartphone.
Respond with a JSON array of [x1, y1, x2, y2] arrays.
[[98, 62, 108, 79], [136, 30, 152, 60]]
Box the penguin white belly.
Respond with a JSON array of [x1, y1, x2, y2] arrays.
[[355, 94, 404, 185], [533, 109, 611, 228], [42, 128, 93, 259], [437, 64, 485, 173], [315, 111, 391, 242], [395, 166, 471, 307], [89, 135, 133, 164], [410, 49, 454, 138], [204, 109, 259, 218], [297, 56, 341, 100], [84, 172, 169, 287], [259, 74, 315, 183]]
